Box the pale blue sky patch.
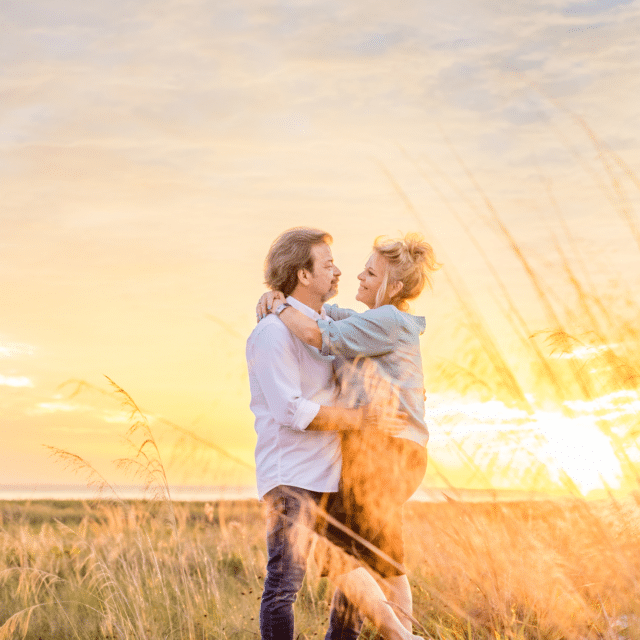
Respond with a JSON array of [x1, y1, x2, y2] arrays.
[[562, 0, 634, 16], [2, 0, 101, 29], [350, 31, 403, 57], [437, 62, 498, 113], [433, 37, 485, 51], [263, 2, 305, 35], [29, 28, 96, 61], [210, 6, 251, 31], [500, 89, 557, 127], [0, 105, 56, 144]]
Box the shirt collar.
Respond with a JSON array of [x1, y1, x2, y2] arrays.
[[286, 295, 326, 320]]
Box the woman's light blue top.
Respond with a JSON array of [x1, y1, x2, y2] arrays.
[[318, 304, 429, 446]]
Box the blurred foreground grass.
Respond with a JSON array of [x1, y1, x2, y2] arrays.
[[3, 495, 640, 640]]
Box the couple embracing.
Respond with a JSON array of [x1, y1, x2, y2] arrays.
[[246, 227, 439, 640]]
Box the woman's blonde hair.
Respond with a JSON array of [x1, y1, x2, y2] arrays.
[[373, 233, 441, 310]]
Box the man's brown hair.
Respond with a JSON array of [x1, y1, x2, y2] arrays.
[[264, 227, 333, 297]]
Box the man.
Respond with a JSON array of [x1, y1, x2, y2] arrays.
[[246, 227, 366, 640]]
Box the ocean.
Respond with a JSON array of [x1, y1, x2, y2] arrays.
[[0, 483, 550, 503], [0, 484, 259, 502]]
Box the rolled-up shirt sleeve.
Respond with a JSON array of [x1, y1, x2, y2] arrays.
[[248, 323, 320, 430], [316, 306, 397, 358]]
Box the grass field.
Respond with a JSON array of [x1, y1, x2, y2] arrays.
[[2, 494, 640, 640]]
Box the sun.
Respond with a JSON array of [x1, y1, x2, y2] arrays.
[[425, 393, 626, 496]]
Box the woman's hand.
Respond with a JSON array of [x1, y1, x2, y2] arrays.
[[256, 291, 286, 322], [360, 403, 408, 436]]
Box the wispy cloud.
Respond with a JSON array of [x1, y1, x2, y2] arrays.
[[31, 401, 80, 413], [0, 342, 35, 358], [0, 374, 33, 388], [26, 399, 135, 425]]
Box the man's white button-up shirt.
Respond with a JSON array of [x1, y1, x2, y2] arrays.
[[246, 296, 342, 500]]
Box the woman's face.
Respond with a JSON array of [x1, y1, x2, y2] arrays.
[[356, 252, 389, 309]]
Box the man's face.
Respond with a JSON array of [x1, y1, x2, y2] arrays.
[[308, 243, 341, 303]]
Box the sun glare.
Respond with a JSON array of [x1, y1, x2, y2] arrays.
[[533, 411, 622, 494], [426, 392, 629, 496]]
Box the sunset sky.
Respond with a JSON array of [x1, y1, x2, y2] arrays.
[[2, 0, 640, 496]]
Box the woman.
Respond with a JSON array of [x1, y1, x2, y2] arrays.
[[257, 233, 439, 640]]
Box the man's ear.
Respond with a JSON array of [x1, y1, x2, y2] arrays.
[[297, 268, 311, 287]]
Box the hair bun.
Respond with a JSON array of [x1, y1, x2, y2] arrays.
[[403, 233, 432, 264], [372, 232, 441, 309]]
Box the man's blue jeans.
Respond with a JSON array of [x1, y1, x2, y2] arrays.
[[260, 485, 361, 640]]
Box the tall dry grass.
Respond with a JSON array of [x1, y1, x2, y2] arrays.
[[0, 498, 268, 639], [4, 494, 640, 639]]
